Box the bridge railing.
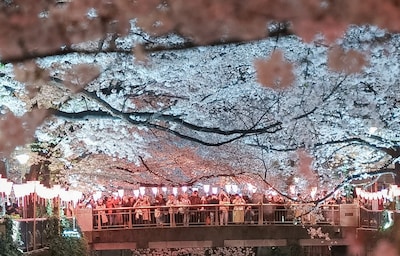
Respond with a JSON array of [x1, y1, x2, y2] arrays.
[[9, 217, 76, 252], [91, 203, 342, 230], [10, 218, 48, 252], [359, 206, 384, 229], [5, 203, 386, 251]]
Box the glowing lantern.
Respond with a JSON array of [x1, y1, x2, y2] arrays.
[[231, 184, 238, 194], [203, 185, 210, 194], [225, 184, 232, 194], [139, 187, 146, 196], [181, 186, 188, 193], [118, 189, 124, 198]]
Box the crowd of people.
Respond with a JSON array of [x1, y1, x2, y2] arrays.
[[74, 189, 353, 229], [0, 186, 360, 228], [83, 190, 247, 228]]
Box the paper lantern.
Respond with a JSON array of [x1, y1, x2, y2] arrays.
[[203, 185, 210, 194], [172, 187, 178, 196], [225, 184, 232, 194], [151, 187, 158, 196]]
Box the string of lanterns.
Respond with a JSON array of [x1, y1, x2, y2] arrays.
[[355, 185, 400, 201], [91, 183, 259, 202], [0, 175, 83, 217]]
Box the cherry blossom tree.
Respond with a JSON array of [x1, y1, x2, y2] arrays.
[[0, 0, 399, 201]]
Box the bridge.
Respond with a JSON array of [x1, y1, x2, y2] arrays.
[[8, 203, 393, 255]]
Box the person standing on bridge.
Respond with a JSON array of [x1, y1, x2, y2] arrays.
[[208, 194, 219, 225], [154, 193, 166, 226], [166, 194, 178, 226], [141, 196, 151, 225], [95, 199, 108, 228], [189, 190, 202, 224], [179, 193, 191, 226], [232, 194, 246, 224], [219, 192, 230, 225]]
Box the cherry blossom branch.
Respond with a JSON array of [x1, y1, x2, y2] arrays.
[[0, 23, 291, 64]]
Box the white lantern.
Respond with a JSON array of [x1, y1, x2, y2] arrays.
[[53, 185, 62, 195], [118, 189, 124, 198], [211, 187, 218, 195], [355, 187, 361, 196], [27, 180, 40, 194], [12, 184, 27, 207], [70, 190, 83, 206], [152, 187, 158, 196], [181, 186, 188, 193], [225, 184, 232, 194], [0, 178, 7, 192], [35, 185, 45, 199], [203, 185, 210, 194], [172, 187, 178, 196], [41, 187, 58, 199], [93, 191, 102, 201], [139, 187, 146, 196], [133, 189, 140, 198], [231, 184, 238, 194], [59, 189, 70, 202], [162, 187, 167, 194], [247, 183, 257, 194], [4, 181, 13, 196], [112, 192, 119, 198], [359, 190, 365, 199]]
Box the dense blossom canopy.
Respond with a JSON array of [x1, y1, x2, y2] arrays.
[[0, 1, 399, 200]]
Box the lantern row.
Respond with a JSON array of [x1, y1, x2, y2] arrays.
[[355, 185, 400, 201], [0, 175, 82, 204]]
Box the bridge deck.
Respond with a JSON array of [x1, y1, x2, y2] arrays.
[[88, 224, 352, 250], [9, 203, 389, 252]]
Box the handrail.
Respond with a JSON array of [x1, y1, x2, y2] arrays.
[[90, 203, 343, 229], [10, 217, 75, 252], [358, 206, 384, 229]]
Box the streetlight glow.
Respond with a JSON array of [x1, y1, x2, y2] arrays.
[[15, 154, 29, 165]]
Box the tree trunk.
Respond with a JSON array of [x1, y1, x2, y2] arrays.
[[0, 160, 7, 178]]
